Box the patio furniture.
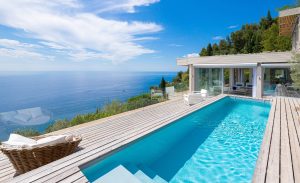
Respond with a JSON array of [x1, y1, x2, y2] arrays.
[[246, 83, 253, 88], [223, 87, 231, 94], [150, 89, 163, 97], [235, 82, 244, 89], [183, 92, 204, 105], [200, 89, 208, 98], [0, 134, 82, 174]]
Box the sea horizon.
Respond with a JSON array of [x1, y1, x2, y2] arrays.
[[0, 71, 177, 140]]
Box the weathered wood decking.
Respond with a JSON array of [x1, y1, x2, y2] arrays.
[[0, 95, 225, 183], [253, 97, 300, 183], [1, 95, 299, 183]]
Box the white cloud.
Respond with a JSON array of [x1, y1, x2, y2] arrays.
[[0, 48, 52, 60], [133, 37, 159, 41], [0, 0, 162, 63], [0, 39, 39, 49], [0, 38, 53, 60], [228, 25, 238, 29], [212, 36, 224, 40], [169, 44, 183, 47], [90, 0, 160, 14], [39, 42, 66, 50], [183, 53, 199, 58]]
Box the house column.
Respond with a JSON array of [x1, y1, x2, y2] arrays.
[[221, 68, 224, 94], [189, 64, 195, 92], [229, 68, 234, 87], [256, 63, 263, 98]]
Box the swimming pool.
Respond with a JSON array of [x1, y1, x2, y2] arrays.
[[81, 97, 271, 183]]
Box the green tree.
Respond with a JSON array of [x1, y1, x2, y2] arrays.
[[173, 71, 183, 83], [231, 31, 244, 53], [266, 10, 273, 28], [277, 35, 292, 51], [262, 24, 279, 51], [260, 10, 274, 30], [207, 43, 213, 56], [159, 77, 167, 92], [200, 48, 208, 56], [290, 53, 300, 89], [198, 10, 291, 57], [252, 30, 263, 52], [219, 39, 228, 55], [212, 43, 219, 55]]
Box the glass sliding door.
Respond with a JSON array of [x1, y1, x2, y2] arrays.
[[263, 68, 292, 96], [194, 68, 223, 96]]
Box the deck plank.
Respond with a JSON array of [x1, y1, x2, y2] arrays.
[[280, 98, 294, 183], [265, 97, 281, 183], [252, 98, 277, 183], [288, 97, 300, 182]]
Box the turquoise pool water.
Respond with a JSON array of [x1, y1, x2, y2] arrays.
[[82, 97, 271, 183]]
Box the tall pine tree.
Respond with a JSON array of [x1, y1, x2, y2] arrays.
[[207, 43, 213, 56]]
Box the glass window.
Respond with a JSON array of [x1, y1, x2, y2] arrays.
[[194, 68, 222, 96]]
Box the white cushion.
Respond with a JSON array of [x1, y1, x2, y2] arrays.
[[33, 135, 68, 148], [7, 133, 36, 144], [1, 134, 37, 148]]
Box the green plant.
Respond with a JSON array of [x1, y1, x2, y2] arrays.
[[43, 93, 165, 133], [13, 128, 41, 137], [198, 11, 292, 56], [290, 52, 300, 89]]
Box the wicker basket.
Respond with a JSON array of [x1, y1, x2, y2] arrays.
[[0, 135, 81, 175]]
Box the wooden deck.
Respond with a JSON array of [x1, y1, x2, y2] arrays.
[[1, 95, 299, 183], [0, 95, 225, 183], [253, 97, 300, 183]]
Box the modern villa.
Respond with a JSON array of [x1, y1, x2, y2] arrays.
[[177, 7, 300, 99], [177, 51, 292, 98], [0, 7, 300, 183]]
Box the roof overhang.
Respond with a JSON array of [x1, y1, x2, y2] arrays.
[[177, 51, 293, 66], [194, 63, 257, 68], [193, 63, 292, 68], [261, 63, 292, 68], [279, 7, 300, 17]]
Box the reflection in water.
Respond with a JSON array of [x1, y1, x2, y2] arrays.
[[0, 107, 52, 140]]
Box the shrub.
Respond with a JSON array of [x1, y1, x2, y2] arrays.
[[45, 119, 69, 133], [13, 128, 41, 137], [44, 93, 164, 133]]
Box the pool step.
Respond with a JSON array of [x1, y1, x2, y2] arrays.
[[123, 163, 168, 183], [134, 170, 156, 183], [137, 164, 168, 183], [94, 165, 142, 183]]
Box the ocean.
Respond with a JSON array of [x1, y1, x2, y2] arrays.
[[0, 72, 176, 140]]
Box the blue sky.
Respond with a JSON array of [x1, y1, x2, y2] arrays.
[[0, 0, 296, 72]]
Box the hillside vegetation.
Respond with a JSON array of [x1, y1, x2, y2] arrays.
[[199, 11, 292, 57], [14, 94, 165, 137]]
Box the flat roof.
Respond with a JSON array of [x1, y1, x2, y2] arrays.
[[177, 51, 292, 66], [279, 7, 300, 17]]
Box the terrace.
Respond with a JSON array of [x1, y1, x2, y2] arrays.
[[0, 94, 299, 182]]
